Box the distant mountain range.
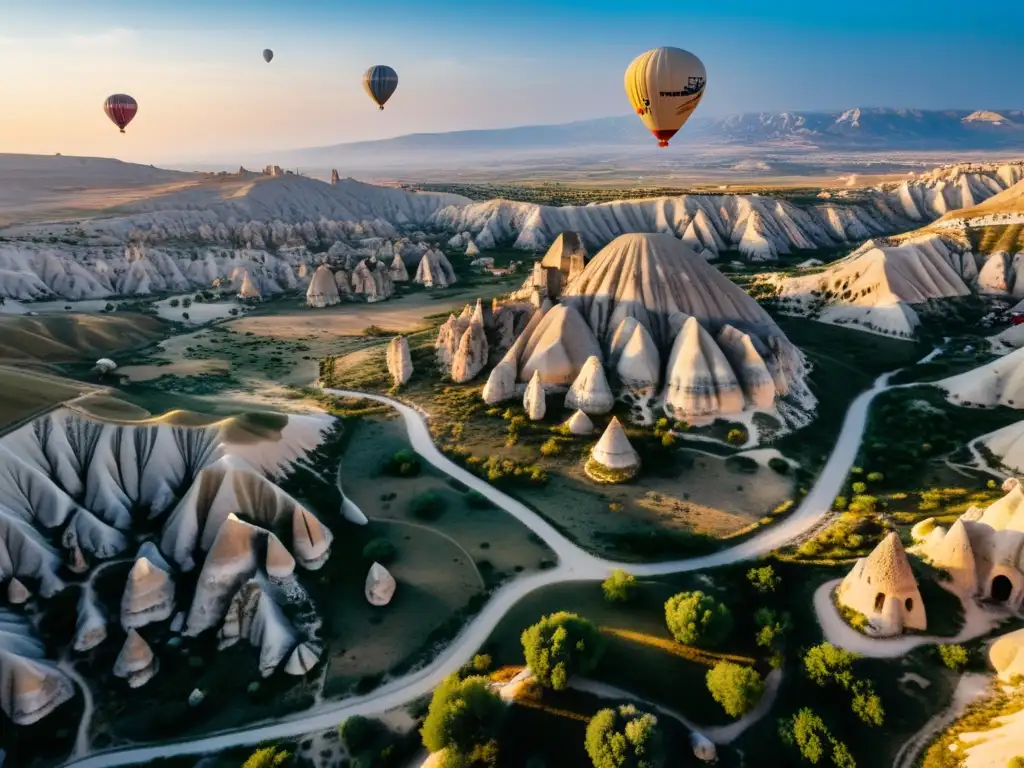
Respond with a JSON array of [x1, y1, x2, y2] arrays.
[[283, 108, 1024, 167]]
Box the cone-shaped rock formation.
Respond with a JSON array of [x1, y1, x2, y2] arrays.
[[585, 417, 640, 483], [387, 336, 413, 387]]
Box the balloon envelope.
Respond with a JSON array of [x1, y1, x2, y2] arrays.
[[362, 65, 398, 110], [624, 47, 706, 147], [103, 94, 138, 134], [263, 49, 274, 63]]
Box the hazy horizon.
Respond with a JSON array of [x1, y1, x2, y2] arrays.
[[2, 0, 1022, 165]]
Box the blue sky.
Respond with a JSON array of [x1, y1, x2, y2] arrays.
[[1, 0, 1022, 162]]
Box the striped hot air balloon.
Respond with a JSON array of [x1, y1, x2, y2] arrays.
[[362, 65, 398, 110], [103, 94, 138, 134], [625, 47, 706, 147]]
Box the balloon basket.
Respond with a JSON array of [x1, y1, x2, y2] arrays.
[[657, 140, 669, 148]]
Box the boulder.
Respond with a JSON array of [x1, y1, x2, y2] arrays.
[[365, 562, 396, 606], [565, 356, 614, 415], [7, 578, 29, 605], [386, 336, 413, 387], [523, 370, 547, 421], [690, 732, 717, 763]]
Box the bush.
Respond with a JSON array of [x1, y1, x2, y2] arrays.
[[521, 612, 605, 690], [706, 661, 764, 718], [727, 428, 747, 446], [1008, 758, 1024, 768], [420, 674, 505, 760], [465, 490, 493, 509], [768, 457, 790, 474], [866, 472, 884, 483], [181, 312, 190, 320], [661, 432, 676, 448], [585, 704, 665, 768], [409, 491, 445, 521], [939, 644, 969, 671], [784, 709, 828, 764], [182, 297, 192, 308], [242, 747, 292, 768], [833, 496, 848, 511], [851, 481, 867, 494], [601, 569, 637, 603], [727, 455, 758, 474], [747, 565, 780, 593], [539, 438, 564, 457], [385, 449, 421, 477], [362, 538, 397, 564], [341, 716, 381, 753], [664, 591, 733, 647], [169, 298, 180, 307], [803, 643, 858, 688]]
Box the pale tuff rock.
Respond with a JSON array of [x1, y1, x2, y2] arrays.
[[330, 169, 340, 185], [365, 562, 396, 606], [663, 317, 745, 421], [941, 345, 1024, 410], [586, 417, 640, 483], [94, 358, 118, 375], [608, 317, 643, 367], [613, 320, 661, 390], [121, 556, 175, 630], [386, 335, 413, 387], [985, 419, 1024, 475], [218, 579, 297, 677], [170, 612, 185, 634], [465, 240, 481, 256], [389, 253, 409, 282], [918, 483, 1024, 609], [989, 628, 1024, 682], [62, 508, 129, 562], [450, 320, 488, 384], [0, 636, 74, 725], [482, 347, 519, 405], [0, 512, 64, 598], [837, 532, 926, 636], [716, 325, 777, 409], [351, 257, 393, 303], [67, 543, 89, 575], [471, 298, 487, 329], [523, 371, 547, 421], [74, 589, 107, 652], [414, 249, 457, 288], [563, 410, 594, 435], [183, 514, 293, 637], [519, 304, 603, 387], [237, 270, 261, 300], [114, 629, 159, 688], [690, 732, 717, 763], [188, 688, 206, 707], [7, 578, 29, 605], [563, 233, 785, 350], [540, 232, 587, 289], [334, 268, 352, 295], [285, 642, 321, 676], [435, 314, 461, 370], [564, 356, 615, 415], [306, 264, 341, 307]]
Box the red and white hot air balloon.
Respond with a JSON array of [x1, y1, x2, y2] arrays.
[[103, 94, 138, 134]]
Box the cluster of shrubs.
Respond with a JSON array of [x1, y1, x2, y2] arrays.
[[441, 445, 548, 486], [382, 449, 422, 477]]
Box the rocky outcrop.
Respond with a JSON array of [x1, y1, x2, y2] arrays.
[[563, 410, 594, 435], [662, 317, 744, 421], [218, 579, 298, 677], [585, 417, 640, 483], [306, 264, 341, 307], [519, 304, 603, 387], [715, 325, 776, 409], [74, 590, 107, 652], [435, 314, 461, 370], [389, 253, 409, 282], [7, 578, 29, 605], [466, 240, 481, 256], [523, 371, 547, 421], [387, 336, 413, 387], [613, 319, 661, 390], [237, 270, 261, 301], [334, 269, 352, 296], [365, 562, 396, 606], [564, 356, 614, 415], [121, 556, 175, 630], [0, 616, 74, 724], [114, 629, 159, 688], [415, 249, 456, 288], [285, 642, 321, 676], [450, 320, 488, 383], [352, 257, 393, 303], [837, 532, 926, 636]]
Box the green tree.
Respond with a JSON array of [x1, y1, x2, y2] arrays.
[[787, 709, 828, 764], [664, 591, 733, 647], [851, 682, 885, 726], [521, 612, 605, 690], [754, 608, 791, 665], [832, 741, 857, 768], [851, 482, 867, 494], [340, 716, 380, 754], [242, 746, 292, 768], [939, 644, 969, 671], [362, 538, 397, 563], [706, 662, 764, 718], [585, 704, 665, 768], [747, 565, 781, 593], [602, 569, 637, 603], [421, 674, 505, 759], [803, 643, 859, 688], [727, 428, 746, 445], [1007, 758, 1024, 768]]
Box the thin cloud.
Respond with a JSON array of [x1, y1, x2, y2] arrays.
[[68, 28, 136, 48]]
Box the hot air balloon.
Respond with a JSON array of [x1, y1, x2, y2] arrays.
[[363, 65, 398, 110], [103, 94, 138, 134], [624, 47, 706, 147], [263, 49, 274, 63]]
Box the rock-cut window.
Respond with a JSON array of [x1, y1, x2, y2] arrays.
[[904, 598, 913, 612], [874, 593, 885, 612]]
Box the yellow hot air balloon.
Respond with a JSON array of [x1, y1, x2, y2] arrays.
[[625, 47, 706, 147]]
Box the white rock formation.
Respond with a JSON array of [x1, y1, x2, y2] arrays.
[[285, 642, 321, 676], [716, 325, 778, 408], [306, 264, 341, 307], [613, 319, 661, 390], [563, 410, 594, 435], [690, 732, 717, 763], [663, 317, 745, 421], [237, 270, 261, 300], [114, 629, 159, 688], [94, 358, 118, 374], [564, 356, 615, 415], [989, 628, 1024, 682], [389, 253, 409, 282], [121, 556, 175, 630], [519, 304, 603, 387], [218, 578, 298, 677], [351, 257, 394, 302], [365, 562, 396, 606], [415, 249, 455, 288], [386, 335, 413, 387], [435, 313, 461, 369], [585, 417, 640, 482], [466, 240, 481, 256], [74, 589, 107, 652], [7, 578, 29, 605], [940, 345, 1024, 409], [450, 320, 488, 383], [523, 371, 546, 421], [482, 346, 519, 404], [837, 532, 926, 636], [0, 610, 74, 724]]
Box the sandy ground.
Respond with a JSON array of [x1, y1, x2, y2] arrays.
[[119, 359, 230, 382], [0, 365, 98, 433], [960, 706, 1024, 767], [0, 313, 165, 362]]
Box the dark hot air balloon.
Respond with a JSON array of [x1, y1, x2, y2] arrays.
[[103, 94, 138, 134], [362, 65, 398, 110], [263, 49, 274, 63]]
